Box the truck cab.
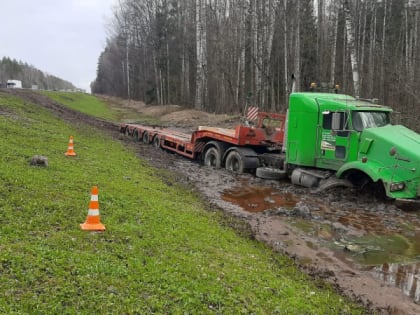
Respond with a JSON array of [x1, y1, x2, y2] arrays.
[[286, 93, 420, 200]]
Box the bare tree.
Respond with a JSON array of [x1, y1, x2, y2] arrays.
[[91, 0, 420, 131], [343, 0, 359, 97], [195, 0, 208, 110]]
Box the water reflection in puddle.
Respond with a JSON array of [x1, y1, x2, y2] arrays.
[[221, 185, 296, 212], [370, 262, 420, 303]]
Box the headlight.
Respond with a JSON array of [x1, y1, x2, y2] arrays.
[[390, 182, 405, 192]]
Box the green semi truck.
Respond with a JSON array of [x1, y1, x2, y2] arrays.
[[285, 92, 420, 201], [122, 91, 420, 203]]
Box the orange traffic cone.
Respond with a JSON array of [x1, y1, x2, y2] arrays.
[[80, 186, 105, 231], [65, 136, 77, 156]]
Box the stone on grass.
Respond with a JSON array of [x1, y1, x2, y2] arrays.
[[30, 155, 49, 167]]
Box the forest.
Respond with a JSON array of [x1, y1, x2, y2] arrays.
[[92, 0, 420, 128], [0, 57, 75, 91]]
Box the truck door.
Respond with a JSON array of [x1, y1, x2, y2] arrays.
[[316, 111, 349, 170]]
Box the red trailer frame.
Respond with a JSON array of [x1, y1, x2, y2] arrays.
[[120, 112, 286, 167]]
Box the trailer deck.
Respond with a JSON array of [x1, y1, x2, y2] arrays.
[[120, 112, 286, 163]]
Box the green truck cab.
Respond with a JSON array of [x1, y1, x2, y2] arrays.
[[286, 92, 420, 201]]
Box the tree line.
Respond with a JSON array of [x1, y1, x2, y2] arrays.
[[92, 0, 420, 129], [0, 57, 75, 91]]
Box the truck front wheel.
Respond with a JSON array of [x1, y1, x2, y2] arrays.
[[204, 147, 221, 168], [225, 151, 244, 174]]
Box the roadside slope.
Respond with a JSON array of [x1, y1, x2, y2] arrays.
[[0, 90, 364, 313]]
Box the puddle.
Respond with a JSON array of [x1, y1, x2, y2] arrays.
[[287, 218, 336, 240], [369, 262, 420, 303], [336, 233, 420, 265], [221, 181, 420, 303], [337, 211, 392, 234], [221, 184, 296, 212]]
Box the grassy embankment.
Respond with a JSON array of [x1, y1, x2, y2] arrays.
[[41, 90, 160, 125], [0, 91, 364, 314]]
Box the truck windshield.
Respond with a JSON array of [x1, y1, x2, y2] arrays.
[[352, 111, 390, 131]]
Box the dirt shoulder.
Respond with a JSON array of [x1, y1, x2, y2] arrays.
[[97, 94, 241, 128], [10, 90, 420, 315]]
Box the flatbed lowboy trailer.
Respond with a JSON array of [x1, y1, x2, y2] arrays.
[[120, 112, 286, 175]]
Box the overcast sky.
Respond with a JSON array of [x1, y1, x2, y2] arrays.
[[0, 0, 115, 92]]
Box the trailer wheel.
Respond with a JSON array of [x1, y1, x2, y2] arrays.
[[256, 167, 287, 180], [142, 132, 149, 144], [204, 147, 221, 168], [133, 130, 141, 142], [152, 136, 161, 149], [225, 150, 244, 174]]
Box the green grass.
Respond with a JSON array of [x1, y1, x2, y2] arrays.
[[0, 91, 364, 314], [41, 91, 162, 125], [40, 91, 117, 121]]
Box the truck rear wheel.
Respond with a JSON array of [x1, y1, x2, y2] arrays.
[[225, 150, 244, 174], [204, 147, 221, 168], [256, 167, 287, 180]]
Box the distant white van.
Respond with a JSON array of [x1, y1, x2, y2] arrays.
[[7, 80, 22, 88]]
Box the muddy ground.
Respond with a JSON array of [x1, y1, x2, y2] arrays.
[[6, 89, 420, 314]]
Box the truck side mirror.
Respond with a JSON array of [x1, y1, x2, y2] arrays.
[[331, 112, 341, 130]]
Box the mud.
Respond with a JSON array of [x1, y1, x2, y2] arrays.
[[172, 159, 420, 315], [6, 89, 420, 315]]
